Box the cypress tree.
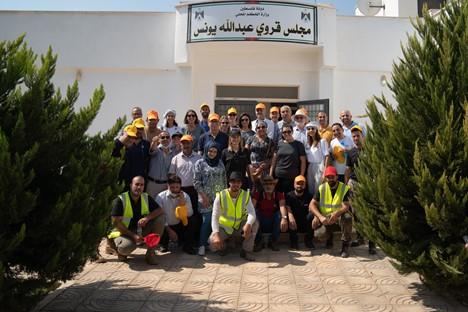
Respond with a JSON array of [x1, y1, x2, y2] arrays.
[[0, 36, 124, 311], [354, 0, 467, 299]]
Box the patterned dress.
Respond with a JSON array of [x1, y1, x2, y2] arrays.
[[193, 159, 227, 214]]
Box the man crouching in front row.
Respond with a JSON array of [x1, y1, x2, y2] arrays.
[[107, 175, 165, 265]]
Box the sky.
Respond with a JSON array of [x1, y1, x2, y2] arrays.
[[0, 0, 356, 15]]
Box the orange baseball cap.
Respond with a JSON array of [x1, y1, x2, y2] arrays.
[[147, 110, 159, 120], [180, 134, 193, 142], [200, 102, 210, 109], [270, 106, 280, 113], [132, 118, 145, 129], [208, 113, 220, 122], [124, 125, 138, 138], [294, 175, 306, 183], [255, 103, 266, 110]]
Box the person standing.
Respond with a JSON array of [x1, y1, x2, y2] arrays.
[[317, 111, 333, 143], [220, 115, 231, 134], [147, 131, 177, 198], [227, 107, 238, 128], [340, 110, 366, 138], [193, 141, 227, 256], [269, 106, 281, 144], [107, 176, 165, 264], [144, 110, 161, 142], [161, 109, 184, 136], [183, 109, 205, 153], [278, 105, 296, 129], [221, 128, 250, 190], [285, 175, 315, 250], [238, 112, 256, 143], [305, 121, 330, 195], [209, 172, 259, 261], [252, 103, 275, 140], [199, 102, 210, 132], [198, 113, 229, 154], [131, 106, 143, 120], [292, 108, 310, 147], [309, 166, 353, 258], [270, 125, 306, 194], [330, 123, 354, 182]]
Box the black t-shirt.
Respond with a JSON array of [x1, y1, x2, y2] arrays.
[[286, 190, 312, 219], [346, 147, 361, 181], [221, 148, 250, 181], [274, 140, 306, 179], [313, 183, 350, 203], [111, 194, 160, 231]]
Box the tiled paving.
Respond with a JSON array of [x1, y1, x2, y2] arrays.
[[33, 239, 466, 312]]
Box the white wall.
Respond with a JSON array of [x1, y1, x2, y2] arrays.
[[0, 11, 191, 134]]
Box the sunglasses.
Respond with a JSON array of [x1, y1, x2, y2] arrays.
[[282, 130, 292, 134], [221, 122, 229, 125], [306, 127, 317, 131], [160, 136, 170, 139], [228, 113, 237, 116], [256, 126, 266, 129], [187, 114, 196, 117], [241, 118, 249, 122]]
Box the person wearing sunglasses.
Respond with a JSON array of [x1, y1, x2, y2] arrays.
[[198, 113, 229, 155], [183, 109, 205, 153], [144, 110, 161, 142], [292, 108, 310, 147], [227, 107, 238, 128], [270, 125, 306, 194], [238, 112, 255, 143], [305, 121, 330, 195], [147, 130, 178, 198], [252, 103, 275, 139], [219, 115, 231, 134]]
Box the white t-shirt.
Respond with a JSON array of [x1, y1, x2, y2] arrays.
[[329, 136, 354, 175], [155, 190, 193, 226], [306, 139, 329, 164]]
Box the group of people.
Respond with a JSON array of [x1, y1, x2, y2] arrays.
[[105, 103, 374, 265]]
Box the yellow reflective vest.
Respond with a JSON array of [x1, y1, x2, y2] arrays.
[[218, 189, 250, 235], [108, 192, 149, 239], [318, 182, 349, 216]]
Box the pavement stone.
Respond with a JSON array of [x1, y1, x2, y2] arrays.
[[33, 239, 467, 312]]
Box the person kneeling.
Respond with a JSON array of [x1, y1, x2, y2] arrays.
[[107, 176, 166, 265], [156, 174, 200, 255], [209, 172, 259, 261], [309, 166, 352, 258]]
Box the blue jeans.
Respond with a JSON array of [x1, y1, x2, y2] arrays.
[[255, 210, 281, 243], [199, 211, 212, 247]]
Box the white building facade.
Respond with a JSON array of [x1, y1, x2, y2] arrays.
[[0, 0, 419, 133]]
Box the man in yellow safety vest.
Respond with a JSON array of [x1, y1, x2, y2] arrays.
[[209, 171, 259, 261], [309, 166, 353, 258], [107, 175, 166, 264]]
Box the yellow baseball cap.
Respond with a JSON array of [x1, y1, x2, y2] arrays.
[[124, 125, 138, 138], [200, 102, 210, 109], [180, 134, 193, 142], [132, 118, 145, 129], [227, 107, 237, 115], [351, 125, 363, 133], [270, 106, 280, 113]]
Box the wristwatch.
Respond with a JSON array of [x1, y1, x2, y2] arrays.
[[282, 215, 288, 219]]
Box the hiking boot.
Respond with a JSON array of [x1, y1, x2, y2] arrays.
[[145, 249, 158, 265], [268, 240, 280, 251], [368, 241, 377, 255], [105, 238, 118, 255], [340, 241, 350, 258], [240, 249, 255, 261]]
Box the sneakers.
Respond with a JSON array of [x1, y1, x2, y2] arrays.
[[268, 240, 280, 251], [145, 249, 158, 265], [340, 241, 350, 258], [198, 246, 206, 256], [240, 249, 255, 261]]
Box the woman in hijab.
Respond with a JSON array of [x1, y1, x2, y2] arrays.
[[193, 141, 226, 256], [161, 109, 184, 136]]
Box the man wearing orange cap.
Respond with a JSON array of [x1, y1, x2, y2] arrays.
[[269, 106, 281, 144], [112, 123, 151, 190], [198, 113, 229, 154], [145, 110, 161, 142], [252, 103, 275, 140], [227, 107, 238, 128], [285, 175, 315, 250], [309, 166, 353, 258], [199, 103, 210, 132]]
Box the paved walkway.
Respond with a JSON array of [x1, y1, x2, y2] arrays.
[[34, 240, 465, 312]]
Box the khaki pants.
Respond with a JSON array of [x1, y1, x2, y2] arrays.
[[209, 220, 259, 252], [312, 212, 353, 242], [114, 214, 166, 256]]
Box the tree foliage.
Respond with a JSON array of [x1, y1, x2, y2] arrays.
[[354, 0, 467, 298], [0, 35, 124, 311]]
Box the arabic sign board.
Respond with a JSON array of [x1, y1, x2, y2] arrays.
[[187, 1, 317, 44]]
